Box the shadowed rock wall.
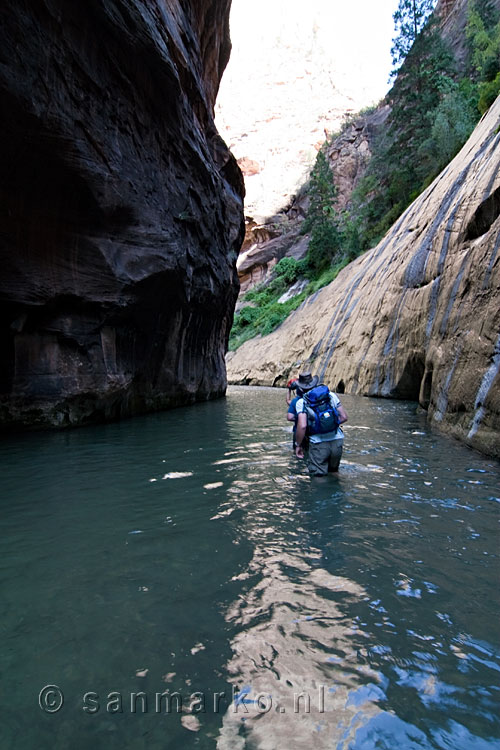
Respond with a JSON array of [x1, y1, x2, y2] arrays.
[[227, 97, 500, 459], [0, 0, 244, 428]]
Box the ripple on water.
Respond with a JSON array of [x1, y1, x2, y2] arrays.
[[0, 387, 499, 749]]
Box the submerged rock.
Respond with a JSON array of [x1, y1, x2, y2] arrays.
[[227, 96, 500, 459], [0, 0, 244, 428]]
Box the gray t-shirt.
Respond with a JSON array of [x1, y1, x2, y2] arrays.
[[296, 392, 344, 443]]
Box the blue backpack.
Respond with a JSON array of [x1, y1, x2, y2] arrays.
[[304, 385, 340, 436]]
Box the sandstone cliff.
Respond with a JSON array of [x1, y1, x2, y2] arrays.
[[215, 0, 398, 223], [0, 0, 244, 428], [232, 0, 486, 296], [436, 0, 476, 71], [227, 96, 500, 459], [231, 105, 390, 298]]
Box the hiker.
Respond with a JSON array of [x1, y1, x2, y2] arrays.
[[286, 378, 297, 405], [294, 372, 348, 476], [286, 382, 303, 449]]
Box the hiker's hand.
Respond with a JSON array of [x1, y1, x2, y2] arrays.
[[296, 445, 304, 459]]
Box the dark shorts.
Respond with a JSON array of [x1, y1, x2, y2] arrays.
[[306, 439, 343, 476]]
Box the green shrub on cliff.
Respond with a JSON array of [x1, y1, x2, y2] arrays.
[[342, 0, 500, 253], [302, 149, 343, 273], [273, 257, 303, 284], [228, 0, 500, 351], [229, 291, 307, 350], [229, 139, 364, 350], [467, 0, 500, 81], [466, 0, 500, 112], [419, 78, 479, 175], [236, 306, 259, 327], [228, 258, 349, 351], [478, 72, 500, 112], [390, 0, 436, 74]]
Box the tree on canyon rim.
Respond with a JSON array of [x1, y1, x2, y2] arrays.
[[389, 0, 454, 164], [302, 150, 342, 273], [334, 0, 496, 254], [466, 0, 500, 112], [389, 13, 455, 181], [390, 0, 436, 75], [352, 0, 455, 243]]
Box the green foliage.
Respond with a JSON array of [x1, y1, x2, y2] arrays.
[[229, 142, 361, 350], [228, 0, 500, 352], [341, 215, 362, 261], [466, 0, 500, 82], [465, 0, 500, 114], [259, 307, 285, 337], [341, 1, 495, 254], [346, 17, 455, 251], [243, 285, 264, 303], [306, 220, 342, 273], [307, 260, 349, 294], [237, 306, 259, 327], [302, 149, 343, 272], [229, 290, 307, 350], [419, 78, 479, 173], [473, 0, 500, 28], [478, 71, 500, 112], [348, 130, 412, 252], [390, 21, 456, 151], [390, 0, 436, 73], [302, 150, 337, 232], [228, 256, 349, 351], [274, 257, 301, 284], [385, 2, 457, 221]]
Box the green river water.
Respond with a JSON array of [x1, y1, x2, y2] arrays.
[[0, 386, 499, 750]]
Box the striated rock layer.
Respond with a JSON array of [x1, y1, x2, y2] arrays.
[[0, 0, 244, 428], [227, 97, 500, 459]]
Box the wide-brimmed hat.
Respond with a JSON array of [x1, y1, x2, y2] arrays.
[[297, 372, 319, 391]]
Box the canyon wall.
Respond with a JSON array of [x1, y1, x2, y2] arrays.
[[0, 0, 244, 428], [232, 106, 391, 297], [232, 0, 484, 296], [227, 96, 500, 459], [215, 0, 399, 224]]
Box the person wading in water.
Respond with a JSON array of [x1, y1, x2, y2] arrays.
[[294, 372, 348, 476], [286, 379, 303, 450]]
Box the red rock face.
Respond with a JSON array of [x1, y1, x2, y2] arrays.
[[0, 0, 244, 427]]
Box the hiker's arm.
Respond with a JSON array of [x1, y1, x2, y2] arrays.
[[295, 413, 307, 458], [287, 413, 295, 422], [337, 404, 348, 425], [286, 390, 292, 405]]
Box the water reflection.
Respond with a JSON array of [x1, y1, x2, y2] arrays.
[[0, 386, 498, 749], [215, 388, 500, 749], [213, 409, 379, 747]]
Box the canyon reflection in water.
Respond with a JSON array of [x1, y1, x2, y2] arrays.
[[0, 386, 499, 749]]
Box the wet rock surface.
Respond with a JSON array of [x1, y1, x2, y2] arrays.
[[0, 0, 244, 428], [227, 97, 500, 459]]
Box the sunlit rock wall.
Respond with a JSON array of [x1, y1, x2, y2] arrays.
[[0, 0, 244, 428], [227, 97, 500, 459], [230, 0, 477, 297]]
